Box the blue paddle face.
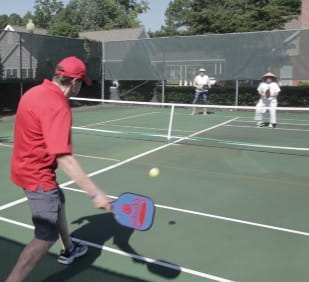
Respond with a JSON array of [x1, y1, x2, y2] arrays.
[[112, 193, 155, 231]]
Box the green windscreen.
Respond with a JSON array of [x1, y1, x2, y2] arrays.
[[104, 29, 309, 82]]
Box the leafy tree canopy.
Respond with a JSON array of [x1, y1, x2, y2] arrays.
[[0, 0, 148, 38], [151, 0, 301, 37]]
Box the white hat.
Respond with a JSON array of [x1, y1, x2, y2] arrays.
[[199, 68, 206, 72], [262, 72, 277, 78]]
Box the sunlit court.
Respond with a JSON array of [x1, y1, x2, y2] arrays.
[[1, 0, 309, 281]]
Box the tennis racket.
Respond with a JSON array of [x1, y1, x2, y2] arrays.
[[112, 193, 155, 231], [265, 89, 270, 98]]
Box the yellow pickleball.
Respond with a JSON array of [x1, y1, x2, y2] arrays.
[[149, 168, 160, 177]]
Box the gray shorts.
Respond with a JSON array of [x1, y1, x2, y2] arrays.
[[24, 186, 65, 241]]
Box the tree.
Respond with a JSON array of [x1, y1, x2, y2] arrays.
[[33, 0, 64, 29], [156, 0, 301, 36], [22, 12, 35, 26], [59, 0, 148, 31], [7, 13, 23, 26], [0, 15, 9, 29], [48, 21, 79, 38]]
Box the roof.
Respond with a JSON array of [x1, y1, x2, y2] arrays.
[[284, 16, 301, 30], [79, 27, 149, 42], [4, 24, 48, 35]]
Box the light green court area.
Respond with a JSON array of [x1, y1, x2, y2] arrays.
[[1, 104, 309, 282]]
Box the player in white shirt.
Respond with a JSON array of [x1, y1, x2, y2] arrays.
[[192, 68, 212, 115], [255, 72, 281, 128]]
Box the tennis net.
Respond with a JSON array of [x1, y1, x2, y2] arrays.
[[70, 97, 309, 156]]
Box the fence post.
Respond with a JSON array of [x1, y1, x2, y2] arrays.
[[161, 80, 165, 104], [235, 80, 239, 106], [19, 33, 23, 97], [101, 42, 105, 100]]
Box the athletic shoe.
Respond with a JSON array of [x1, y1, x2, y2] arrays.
[[203, 112, 208, 115], [191, 112, 195, 115], [57, 241, 88, 265], [256, 121, 264, 127], [268, 123, 276, 128]]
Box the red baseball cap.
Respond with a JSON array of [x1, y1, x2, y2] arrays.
[[55, 56, 92, 85]]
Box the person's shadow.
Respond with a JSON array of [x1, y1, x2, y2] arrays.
[[43, 213, 180, 281]]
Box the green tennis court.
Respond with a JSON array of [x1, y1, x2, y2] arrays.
[[1, 102, 309, 282]]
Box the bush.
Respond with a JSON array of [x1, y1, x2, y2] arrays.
[[155, 85, 309, 107], [118, 81, 157, 101]]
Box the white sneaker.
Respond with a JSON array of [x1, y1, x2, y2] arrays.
[[269, 123, 276, 128], [58, 241, 88, 265], [256, 121, 264, 127]]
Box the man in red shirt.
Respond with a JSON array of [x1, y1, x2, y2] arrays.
[[6, 56, 111, 282]]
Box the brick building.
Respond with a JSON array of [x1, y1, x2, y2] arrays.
[[301, 0, 309, 28]]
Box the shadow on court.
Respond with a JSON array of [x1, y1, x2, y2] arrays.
[[0, 136, 11, 143], [42, 213, 181, 281], [0, 235, 149, 282]]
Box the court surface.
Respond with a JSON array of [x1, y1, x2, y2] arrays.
[[1, 103, 309, 282]]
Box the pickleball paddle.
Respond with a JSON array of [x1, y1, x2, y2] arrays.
[[112, 193, 155, 231]]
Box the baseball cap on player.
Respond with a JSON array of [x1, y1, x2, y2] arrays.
[[55, 56, 92, 85], [199, 68, 206, 72], [262, 72, 277, 79]]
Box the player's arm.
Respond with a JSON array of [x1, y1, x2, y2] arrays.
[[57, 154, 111, 211], [257, 84, 265, 96], [270, 83, 281, 97], [193, 78, 200, 88], [207, 77, 212, 89]]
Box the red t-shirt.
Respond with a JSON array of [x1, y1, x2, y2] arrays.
[[11, 79, 72, 191]]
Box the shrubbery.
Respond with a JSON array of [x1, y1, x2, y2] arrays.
[[120, 82, 309, 107]]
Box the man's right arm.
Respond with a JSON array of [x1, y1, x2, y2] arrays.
[[257, 83, 265, 96], [193, 77, 202, 89], [57, 154, 111, 210]]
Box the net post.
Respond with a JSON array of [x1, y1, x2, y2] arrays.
[[101, 42, 105, 101], [235, 80, 239, 108], [167, 104, 175, 140], [161, 80, 165, 104]]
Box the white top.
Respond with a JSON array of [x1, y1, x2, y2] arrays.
[[257, 82, 281, 97], [194, 74, 210, 90]]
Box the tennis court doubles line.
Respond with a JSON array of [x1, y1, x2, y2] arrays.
[[62, 118, 239, 187], [63, 186, 309, 238], [78, 111, 160, 128], [0, 216, 234, 282]]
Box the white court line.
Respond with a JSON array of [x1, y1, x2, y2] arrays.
[[0, 139, 120, 161], [70, 238, 235, 282], [72, 126, 168, 138], [0, 197, 27, 211], [62, 186, 309, 238], [236, 120, 309, 126], [61, 118, 239, 187], [233, 117, 309, 123], [0, 118, 236, 211], [0, 216, 234, 282], [0, 143, 13, 148], [0, 154, 119, 212], [79, 112, 159, 128], [102, 124, 195, 134], [225, 124, 309, 133], [74, 154, 120, 162]]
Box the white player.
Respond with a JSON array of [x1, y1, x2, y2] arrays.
[[255, 72, 281, 128], [192, 68, 212, 115]]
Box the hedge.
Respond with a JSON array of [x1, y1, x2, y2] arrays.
[[155, 86, 309, 107], [120, 83, 309, 107]]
